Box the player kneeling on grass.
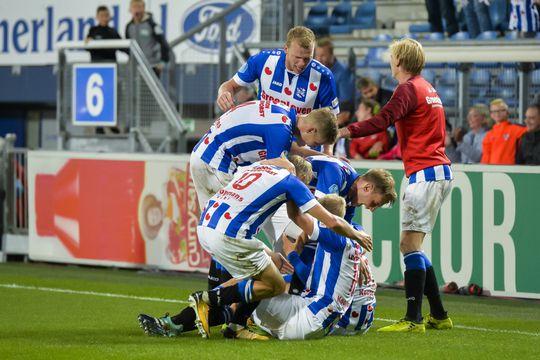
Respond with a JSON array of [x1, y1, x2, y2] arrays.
[[138, 156, 371, 339], [250, 194, 368, 340]]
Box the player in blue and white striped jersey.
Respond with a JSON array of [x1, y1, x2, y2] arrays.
[[188, 157, 372, 339], [252, 195, 365, 340], [190, 100, 338, 212]]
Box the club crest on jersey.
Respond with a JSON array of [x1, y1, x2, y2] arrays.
[[328, 184, 339, 194], [296, 87, 306, 99]]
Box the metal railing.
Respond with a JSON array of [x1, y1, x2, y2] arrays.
[[57, 40, 186, 153]]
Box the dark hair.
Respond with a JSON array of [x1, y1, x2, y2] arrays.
[[527, 102, 540, 114], [357, 76, 377, 90], [96, 6, 109, 15]]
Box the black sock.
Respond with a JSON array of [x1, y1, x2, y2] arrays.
[[404, 269, 426, 323], [207, 284, 242, 307], [171, 307, 197, 332], [208, 259, 222, 290], [209, 305, 233, 327], [230, 301, 260, 327], [424, 266, 447, 319]]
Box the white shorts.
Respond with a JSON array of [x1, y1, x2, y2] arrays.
[[189, 154, 233, 210], [331, 297, 376, 336], [259, 203, 298, 249], [401, 180, 452, 233], [196, 226, 271, 279], [253, 294, 325, 340]]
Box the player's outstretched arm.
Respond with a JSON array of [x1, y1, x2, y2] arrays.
[[217, 79, 241, 112]]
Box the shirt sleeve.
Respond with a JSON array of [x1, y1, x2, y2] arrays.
[[456, 132, 483, 163], [287, 251, 310, 284], [265, 124, 292, 159], [233, 51, 266, 86], [286, 176, 318, 213], [347, 81, 417, 138], [317, 71, 340, 114], [314, 163, 343, 198], [480, 131, 492, 164], [310, 222, 346, 253]]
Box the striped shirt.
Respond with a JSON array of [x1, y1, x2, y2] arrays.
[[192, 101, 296, 175], [199, 163, 317, 240], [510, 0, 540, 32]]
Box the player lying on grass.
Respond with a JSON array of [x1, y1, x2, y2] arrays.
[[139, 156, 371, 339]]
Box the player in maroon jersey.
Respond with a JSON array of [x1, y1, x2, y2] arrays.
[[338, 38, 453, 333]]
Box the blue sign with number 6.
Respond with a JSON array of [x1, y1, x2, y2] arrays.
[[72, 64, 117, 126]]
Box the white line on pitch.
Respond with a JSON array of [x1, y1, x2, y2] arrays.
[[0, 283, 189, 304], [375, 317, 539, 337]]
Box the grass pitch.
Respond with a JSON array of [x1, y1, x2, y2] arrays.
[[0, 262, 538, 360]]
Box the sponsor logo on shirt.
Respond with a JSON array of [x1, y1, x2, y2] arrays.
[[260, 90, 312, 114], [271, 80, 283, 87], [332, 97, 339, 108]]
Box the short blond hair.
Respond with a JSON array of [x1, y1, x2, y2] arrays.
[[362, 168, 397, 206], [318, 194, 346, 218], [286, 26, 316, 49], [290, 155, 313, 185], [470, 103, 492, 128], [304, 107, 338, 144], [389, 38, 425, 76], [490, 98, 509, 111]]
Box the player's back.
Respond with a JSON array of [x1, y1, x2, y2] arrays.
[[199, 163, 316, 241], [306, 155, 359, 198], [192, 101, 296, 175], [304, 223, 362, 323]]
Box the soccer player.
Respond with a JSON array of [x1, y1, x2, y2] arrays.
[[338, 38, 454, 333], [216, 26, 339, 155], [250, 195, 364, 340], [188, 157, 372, 339]]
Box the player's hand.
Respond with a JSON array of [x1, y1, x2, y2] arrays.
[[338, 127, 351, 140], [354, 230, 373, 252], [269, 251, 294, 274], [217, 91, 235, 112], [281, 234, 297, 257], [358, 257, 370, 285]]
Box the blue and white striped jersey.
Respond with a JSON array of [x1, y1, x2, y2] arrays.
[[303, 221, 362, 328], [510, 0, 540, 32], [307, 155, 360, 222], [192, 101, 297, 175], [233, 49, 339, 116], [199, 163, 317, 240]]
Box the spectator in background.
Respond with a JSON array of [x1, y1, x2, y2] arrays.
[[425, 0, 460, 36], [126, 0, 170, 77], [449, 104, 491, 163], [315, 37, 355, 126], [349, 99, 389, 160], [516, 103, 540, 164], [358, 77, 396, 146], [85, 6, 121, 62], [461, 0, 493, 38], [481, 98, 527, 164], [509, 0, 540, 38]]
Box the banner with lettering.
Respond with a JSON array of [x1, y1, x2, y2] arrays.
[[28, 151, 211, 272], [0, 0, 261, 65]]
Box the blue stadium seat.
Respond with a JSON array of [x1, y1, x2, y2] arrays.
[[424, 32, 445, 41], [421, 69, 436, 84], [374, 33, 393, 42], [530, 69, 540, 86], [409, 23, 431, 33], [505, 31, 519, 40], [497, 69, 518, 86], [329, 2, 353, 34], [439, 70, 458, 85], [450, 31, 471, 40], [366, 47, 388, 68], [476, 31, 498, 40], [496, 87, 517, 107], [470, 69, 491, 86], [304, 4, 329, 36], [438, 86, 457, 107], [351, 1, 376, 30], [401, 33, 419, 40], [360, 69, 382, 85]]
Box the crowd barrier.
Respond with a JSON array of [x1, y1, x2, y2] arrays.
[[26, 151, 540, 299]]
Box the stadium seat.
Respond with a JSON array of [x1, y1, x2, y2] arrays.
[[450, 31, 471, 41], [496, 87, 517, 107], [421, 69, 436, 84], [439, 70, 458, 86], [476, 31, 498, 40], [531, 69, 540, 86], [424, 32, 445, 41], [366, 47, 388, 68], [497, 69, 518, 87], [401, 33, 419, 40], [350, 1, 376, 30], [438, 86, 457, 107], [304, 4, 329, 36], [505, 31, 519, 40], [359, 69, 382, 85], [374, 33, 393, 42], [408, 23, 431, 33], [470, 69, 491, 86], [329, 2, 353, 34]]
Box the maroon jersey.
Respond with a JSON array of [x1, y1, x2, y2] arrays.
[[347, 75, 450, 176]]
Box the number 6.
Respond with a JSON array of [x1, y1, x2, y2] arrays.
[[86, 73, 104, 116]]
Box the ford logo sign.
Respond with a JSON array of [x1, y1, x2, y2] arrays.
[[182, 1, 256, 53]]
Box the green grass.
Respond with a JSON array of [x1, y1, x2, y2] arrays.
[[0, 262, 538, 360]]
